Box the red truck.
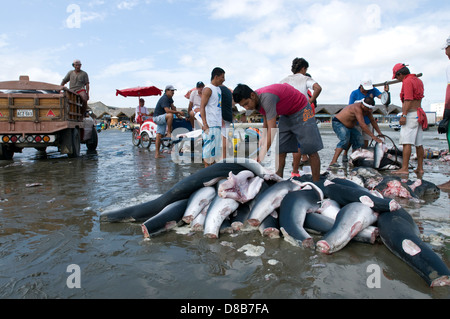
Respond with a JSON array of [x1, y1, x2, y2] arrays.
[[0, 76, 98, 160]]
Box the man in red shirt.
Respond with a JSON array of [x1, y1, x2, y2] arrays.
[[392, 63, 425, 176], [233, 83, 323, 181]]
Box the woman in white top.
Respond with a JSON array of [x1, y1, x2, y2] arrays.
[[280, 58, 322, 177]]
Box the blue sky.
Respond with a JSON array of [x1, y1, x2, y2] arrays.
[[1, 0, 449, 111]]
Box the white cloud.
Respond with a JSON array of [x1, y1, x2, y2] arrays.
[[117, 0, 140, 10], [96, 58, 155, 79], [0, 34, 8, 48], [208, 0, 284, 20], [199, 0, 450, 108]]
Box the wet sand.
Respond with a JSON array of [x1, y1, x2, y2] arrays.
[[0, 126, 448, 300]]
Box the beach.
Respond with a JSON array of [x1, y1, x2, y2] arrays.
[[0, 125, 448, 300]]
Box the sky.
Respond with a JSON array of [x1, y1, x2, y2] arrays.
[[1, 0, 449, 111]]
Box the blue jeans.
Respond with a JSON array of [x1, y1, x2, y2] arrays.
[[332, 118, 363, 150]]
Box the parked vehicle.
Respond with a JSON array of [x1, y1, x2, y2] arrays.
[[0, 76, 98, 160]]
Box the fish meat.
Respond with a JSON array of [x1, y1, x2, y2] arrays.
[[182, 186, 216, 223], [259, 213, 280, 238], [316, 202, 378, 254], [230, 202, 252, 231], [317, 199, 340, 220], [217, 170, 264, 203], [374, 177, 422, 203], [191, 204, 210, 231]]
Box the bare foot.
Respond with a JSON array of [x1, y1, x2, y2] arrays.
[[392, 170, 409, 175], [414, 169, 424, 174], [155, 154, 165, 159], [438, 180, 450, 192]]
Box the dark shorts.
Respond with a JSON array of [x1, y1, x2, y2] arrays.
[[332, 117, 363, 150], [278, 104, 323, 155]]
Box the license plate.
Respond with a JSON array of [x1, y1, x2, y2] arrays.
[[17, 109, 34, 117]]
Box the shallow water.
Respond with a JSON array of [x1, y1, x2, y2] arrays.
[[0, 127, 449, 299]]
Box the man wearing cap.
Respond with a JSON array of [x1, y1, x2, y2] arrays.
[[391, 63, 425, 175], [61, 59, 90, 114], [187, 81, 205, 129], [328, 96, 384, 168], [341, 80, 389, 162], [437, 36, 450, 191], [153, 85, 184, 158]]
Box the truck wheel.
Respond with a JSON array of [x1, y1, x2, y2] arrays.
[[0, 145, 14, 160], [68, 128, 81, 158], [141, 132, 151, 148], [86, 127, 98, 151]]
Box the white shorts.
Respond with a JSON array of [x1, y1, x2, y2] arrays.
[[202, 126, 222, 162], [399, 111, 423, 146]]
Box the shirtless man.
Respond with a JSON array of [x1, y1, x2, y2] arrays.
[[329, 96, 383, 168]]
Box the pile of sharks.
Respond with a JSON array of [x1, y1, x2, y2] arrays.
[[100, 157, 449, 288]]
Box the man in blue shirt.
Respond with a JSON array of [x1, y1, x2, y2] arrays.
[[153, 85, 184, 158]]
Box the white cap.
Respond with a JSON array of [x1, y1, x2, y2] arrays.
[[442, 35, 450, 49], [165, 85, 177, 91], [360, 80, 373, 91]]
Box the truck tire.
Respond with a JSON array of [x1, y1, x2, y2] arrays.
[[86, 127, 98, 151], [0, 145, 14, 160], [68, 128, 81, 158]]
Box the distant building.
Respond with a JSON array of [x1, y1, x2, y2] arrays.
[[88, 101, 189, 123], [245, 104, 402, 123], [430, 103, 444, 120]]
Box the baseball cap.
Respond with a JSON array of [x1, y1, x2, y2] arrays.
[[165, 85, 177, 91], [442, 35, 450, 49], [392, 63, 408, 79], [196, 81, 205, 88], [360, 80, 373, 91], [72, 59, 81, 66]]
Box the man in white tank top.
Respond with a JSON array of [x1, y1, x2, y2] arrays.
[[200, 67, 225, 167]]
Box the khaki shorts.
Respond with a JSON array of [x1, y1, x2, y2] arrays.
[[399, 111, 423, 146]]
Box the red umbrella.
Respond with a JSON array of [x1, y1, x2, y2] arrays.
[[116, 86, 162, 98]]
